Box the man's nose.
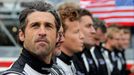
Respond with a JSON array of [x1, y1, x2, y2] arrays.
[[38, 26, 46, 36], [80, 31, 84, 40], [91, 26, 96, 33]]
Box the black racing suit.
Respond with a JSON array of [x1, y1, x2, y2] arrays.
[[91, 45, 108, 75], [1, 48, 64, 75], [114, 49, 131, 75], [73, 52, 88, 75], [73, 45, 110, 75], [102, 47, 121, 75], [54, 52, 77, 75]]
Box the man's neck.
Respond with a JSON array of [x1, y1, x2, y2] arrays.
[[85, 44, 93, 49], [60, 47, 74, 57], [104, 43, 113, 51], [41, 53, 52, 64]]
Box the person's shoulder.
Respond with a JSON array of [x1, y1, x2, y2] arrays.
[[0, 71, 25, 75], [51, 64, 66, 75]]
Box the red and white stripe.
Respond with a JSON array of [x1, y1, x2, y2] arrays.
[[80, 0, 134, 26], [0, 58, 17, 71]]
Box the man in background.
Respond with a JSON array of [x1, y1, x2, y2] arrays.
[[73, 8, 97, 75], [54, 2, 84, 75], [115, 27, 134, 75]]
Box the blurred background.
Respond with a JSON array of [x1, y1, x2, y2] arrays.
[[0, 0, 133, 72]]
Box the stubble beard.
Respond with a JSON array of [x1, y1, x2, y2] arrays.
[[34, 44, 54, 57]]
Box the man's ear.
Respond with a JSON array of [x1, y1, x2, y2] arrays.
[[19, 29, 25, 42], [56, 33, 60, 44]]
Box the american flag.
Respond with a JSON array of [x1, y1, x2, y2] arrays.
[[80, 0, 134, 26]]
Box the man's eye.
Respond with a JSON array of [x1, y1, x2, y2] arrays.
[[74, 30, 79, 33], [45, 23, 53, 29], [31, 23, 40, 28], [86, 24, 91, 28]]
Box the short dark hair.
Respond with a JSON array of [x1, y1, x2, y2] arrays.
[[93, 18, 107, 33], [18, 1, 61, 46], [78, 8, 94, 21]]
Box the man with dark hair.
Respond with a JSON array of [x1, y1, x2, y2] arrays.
[[93, 18, 107, 46], [1, 1, 62, 75], [73, 9, 110, 75], [72, 8, 97, 75], [85, 18, 108, 75]]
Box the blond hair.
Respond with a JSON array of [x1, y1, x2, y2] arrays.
[[106, 27, 120, 39]]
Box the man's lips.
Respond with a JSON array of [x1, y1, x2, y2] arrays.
[[80, 41, 84, 47], [35, 39, 48, 45]]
